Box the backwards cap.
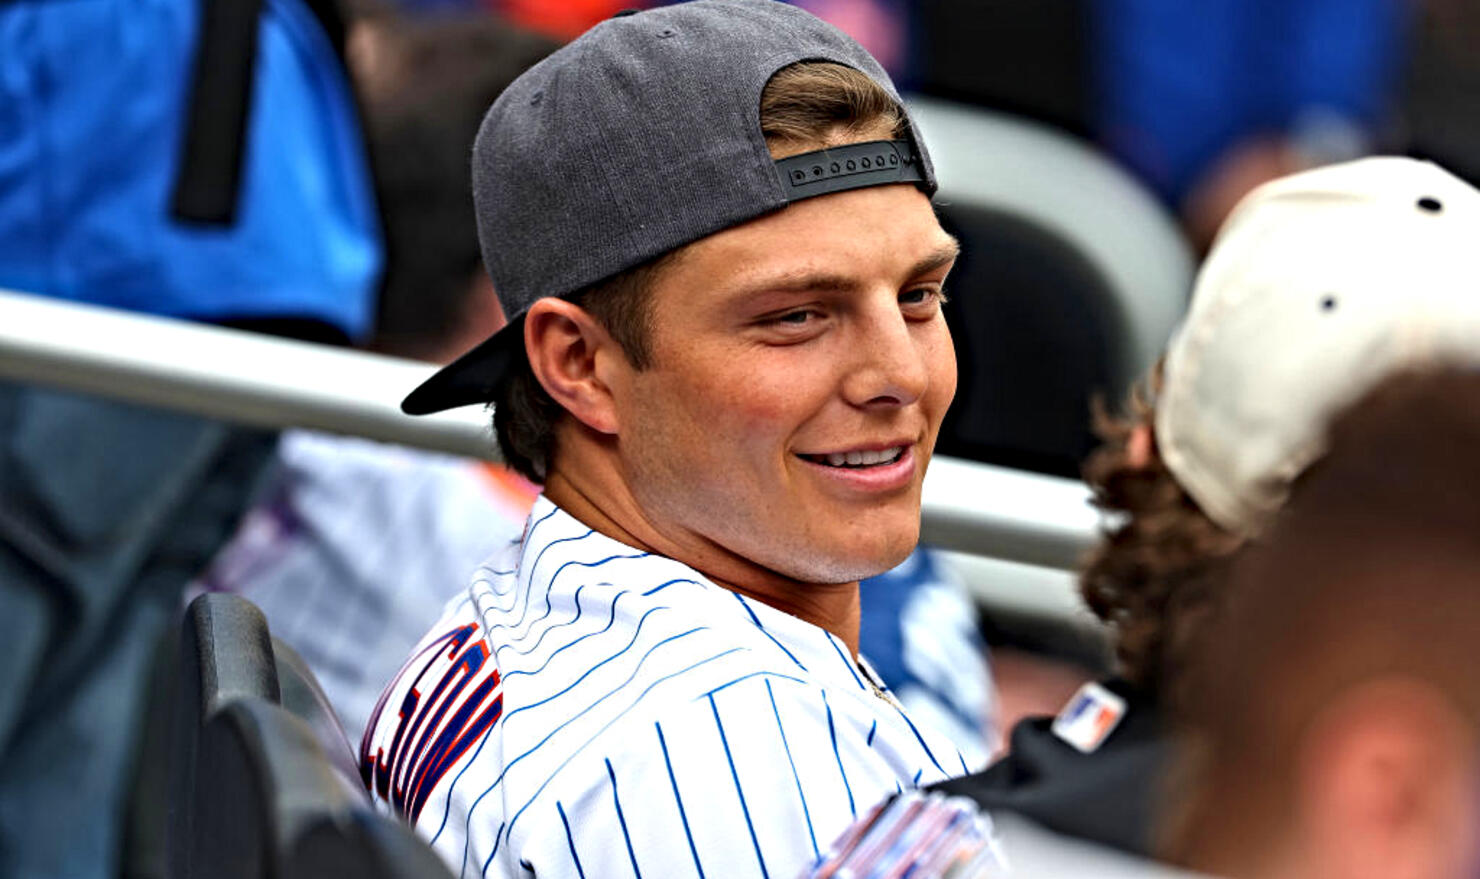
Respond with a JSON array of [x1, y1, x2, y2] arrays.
[[1157, 157, 1480, 535], [402, 0, 935, 415]]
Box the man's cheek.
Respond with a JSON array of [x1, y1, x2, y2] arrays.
[[689, 390, 800, 434]]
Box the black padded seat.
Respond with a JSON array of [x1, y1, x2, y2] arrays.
[[935, 203, 1126, 477], [163, 593, 454, 879], [176, 593, 282, 723], [201, 697, 454, 879], [273, 636, 361, 791], [287, 806, 459, 879], [169, 593, 280, 879]]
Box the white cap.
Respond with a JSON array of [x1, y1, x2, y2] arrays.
[[1157, 157, 1480, 536]]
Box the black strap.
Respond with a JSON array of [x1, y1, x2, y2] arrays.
[[774, 139, 927, 203], [171, 0, 265, 225]]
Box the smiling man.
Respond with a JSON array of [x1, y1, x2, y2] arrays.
[[359, 3, 970, 876]]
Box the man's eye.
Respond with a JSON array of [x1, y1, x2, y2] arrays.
[[900, 287, 944, 307], [773, 310, 815, 325]]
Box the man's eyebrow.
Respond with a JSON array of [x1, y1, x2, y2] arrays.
[[907, 239, 961, 279], [737, 238, 962, 297]]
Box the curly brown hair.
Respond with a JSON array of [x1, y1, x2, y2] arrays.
[[1079, 365, 1244, 695]]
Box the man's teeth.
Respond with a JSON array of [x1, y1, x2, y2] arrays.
[[817, 447, 904, 467]]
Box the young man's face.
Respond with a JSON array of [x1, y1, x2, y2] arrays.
[[616, 181, 958, 584]]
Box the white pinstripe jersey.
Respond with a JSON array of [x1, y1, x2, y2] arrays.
[[360, 497, 972, 879]]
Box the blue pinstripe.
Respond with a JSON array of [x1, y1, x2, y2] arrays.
[[501, 610, 681, 724], [479, 581, 522, 615], [709, 693, 770, 879], [733, 594, 807, 671], [866, 719, 878, 747], [474, 543, 533, 607], [502, 551, 650, 642], [431, 594, 634, 846], [472, 820, 505, 879], [643, 577, 705, 597], [505, 506, 562, 592], [497, 589, 630, 673], [455, 622, 709, 867], [700, 670, 808, 699], [503, 529, 597, 630], [824, 634, 867, 692], [765, 679, 819, 862], [501, 647, 748, 842], [656, 721, 706, 879], [557, 802, 586, 879], [522, 505, 563, 547], [471, 568, 519, 616], [478, 507, 560, 614], [501, 582, 593, 660], [606, 758, 644, 879], [891, 702, 947, 775], [823, 691, 856, 817]]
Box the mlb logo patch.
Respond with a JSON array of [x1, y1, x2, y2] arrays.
[[1051, 682, 1127, 754]]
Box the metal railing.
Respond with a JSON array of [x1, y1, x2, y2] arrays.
[[0, 288, 1102, 573]]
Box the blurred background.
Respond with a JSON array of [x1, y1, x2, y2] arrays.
[[3, 0, 1477, 877]]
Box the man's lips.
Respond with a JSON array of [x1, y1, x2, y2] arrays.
[[793, 435, 917, 488], [794, 442, 920, 492], [796, 443, 910, 469]]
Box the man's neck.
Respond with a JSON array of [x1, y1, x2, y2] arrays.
[[542, 467, 863, 656]]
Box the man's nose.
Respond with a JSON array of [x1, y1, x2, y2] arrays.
[[840, 307, 930, 408]]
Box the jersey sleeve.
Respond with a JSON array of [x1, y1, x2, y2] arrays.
[[511, 674, 929, 879]]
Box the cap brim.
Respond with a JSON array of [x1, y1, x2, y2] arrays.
[[400, 317, 525, 415]]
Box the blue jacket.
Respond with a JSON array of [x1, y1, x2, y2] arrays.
[[0, 0, 381, 338]]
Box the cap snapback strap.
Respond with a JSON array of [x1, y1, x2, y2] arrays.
[[774, 139, 927, 203]]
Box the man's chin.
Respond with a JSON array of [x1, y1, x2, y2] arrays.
[[782, 535, 919, 585]]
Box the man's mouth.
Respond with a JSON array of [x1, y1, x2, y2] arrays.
[[798, 446, 908, 468]]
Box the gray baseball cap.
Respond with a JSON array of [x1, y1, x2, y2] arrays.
[[401, 0, 937, 415]]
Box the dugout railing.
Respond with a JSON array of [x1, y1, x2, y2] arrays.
[[0, 286, 1104, 635]]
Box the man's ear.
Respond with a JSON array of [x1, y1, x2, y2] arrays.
[[524, 298, 627, 435], [1126, 423, 1155, 469], [1298, 679, 1479, 879]]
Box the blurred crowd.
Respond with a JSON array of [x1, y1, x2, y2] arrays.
[[5, 1, 1480, 878], [356, 0, 1480, 248]]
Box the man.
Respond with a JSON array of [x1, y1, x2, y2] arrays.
[[1166, 369, 1480, 879], [359, 2, 969, 877], [934, 155, 1480, 856]]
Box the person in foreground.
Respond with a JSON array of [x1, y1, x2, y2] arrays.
[[934, 155, 1480, 856], [359, 2, 971, 876], [1166, 369, 1480, 879], [820, 370, 1480, 879]]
